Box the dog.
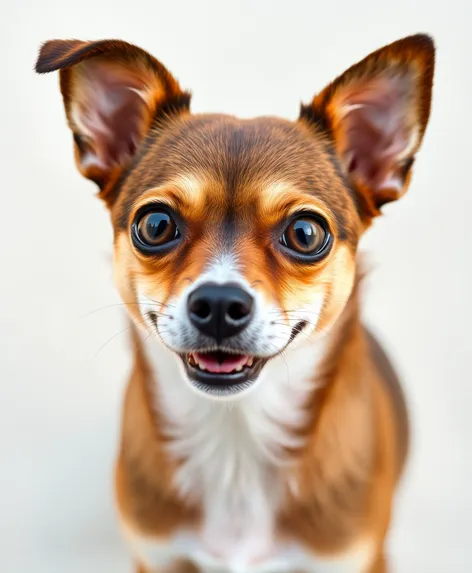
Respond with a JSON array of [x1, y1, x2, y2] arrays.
[[36, 33, 435, 573]]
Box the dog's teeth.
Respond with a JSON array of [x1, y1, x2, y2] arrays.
[[246, 357, 254, 367], [188, 354, 197, 366], [235, 365, 243, 372]]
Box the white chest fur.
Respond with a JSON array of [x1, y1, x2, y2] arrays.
[[122, 334, 373, 573]]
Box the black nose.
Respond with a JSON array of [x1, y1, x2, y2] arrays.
[[188, 283, 254, 341]]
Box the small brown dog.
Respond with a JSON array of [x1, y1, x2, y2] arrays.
[[36, 34, 434, 573]]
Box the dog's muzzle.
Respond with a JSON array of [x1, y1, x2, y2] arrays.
[[182, 282, 262, 393]]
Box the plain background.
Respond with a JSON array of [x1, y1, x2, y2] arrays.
[[0, 1, 470, 572]]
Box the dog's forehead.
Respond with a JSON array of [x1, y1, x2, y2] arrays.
[[114, 114, 359, 237], [149, 115, 328, 177]]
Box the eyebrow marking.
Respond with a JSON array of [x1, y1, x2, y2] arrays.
[[263, 181, 294, 202], [131, 174, 206, 214], [259, 181, 333, 221]]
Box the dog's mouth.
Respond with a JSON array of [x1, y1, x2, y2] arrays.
[[188, 351, 257, 373], [180, 350, 267, 396], [177, 320, 307, 397]]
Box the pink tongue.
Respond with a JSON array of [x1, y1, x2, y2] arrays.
[[194, 352, 248, 374]]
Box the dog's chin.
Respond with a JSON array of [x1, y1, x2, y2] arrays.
[[178, 350, 269, 399]]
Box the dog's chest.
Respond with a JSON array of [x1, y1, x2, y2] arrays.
[[123, 404, 373, 572], [124, 404, 288, 570], [172, 402, 287, 566], [150, 345, 312, 566]]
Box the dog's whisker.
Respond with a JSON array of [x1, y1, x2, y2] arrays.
[[274, 330, 314, 342], [269, 324, 319, 344], [269, 309, 322, 316], [270, 319, 318, 329], [80, 302, 164, 319], [141, 295, 175, 308], [91, 318, 150, 362], [81, 301, 176, 320]]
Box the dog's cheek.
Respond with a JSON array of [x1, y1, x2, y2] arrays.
[[134, 274, 170, 323], [276, 245, 356, 335], [281, 280, 327, 333], [113, 234, 203, 329], [316, 245, 357, 333]]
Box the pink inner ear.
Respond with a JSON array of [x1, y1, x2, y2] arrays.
[[338, 75, 415, 194], [71, 60, 151, 171]]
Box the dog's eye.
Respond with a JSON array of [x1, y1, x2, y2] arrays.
[[280, 216, 331, 259], [133, 209, 180, 252]]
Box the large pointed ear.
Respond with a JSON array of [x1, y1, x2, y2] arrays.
[[300, 34, 435, 218], [35, 39, 190, 198]]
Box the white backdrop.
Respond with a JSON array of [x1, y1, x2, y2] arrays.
[[0, 1, 470, 572]]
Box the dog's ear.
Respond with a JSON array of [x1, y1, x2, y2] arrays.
[[36, 39, 189, 197], [300, 34, 435, 218]]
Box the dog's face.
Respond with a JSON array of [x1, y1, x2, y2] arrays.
[[111, 115, 361, 396], [36, 36, 434, 398]]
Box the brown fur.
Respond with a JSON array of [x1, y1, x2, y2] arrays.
[[36, 33, 435, 572]]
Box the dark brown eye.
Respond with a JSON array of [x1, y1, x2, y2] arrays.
[[280, 216, 330, 258], [134, 209, 180, 251]]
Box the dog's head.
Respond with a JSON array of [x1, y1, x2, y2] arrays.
[[36, 35, 434, 398]]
